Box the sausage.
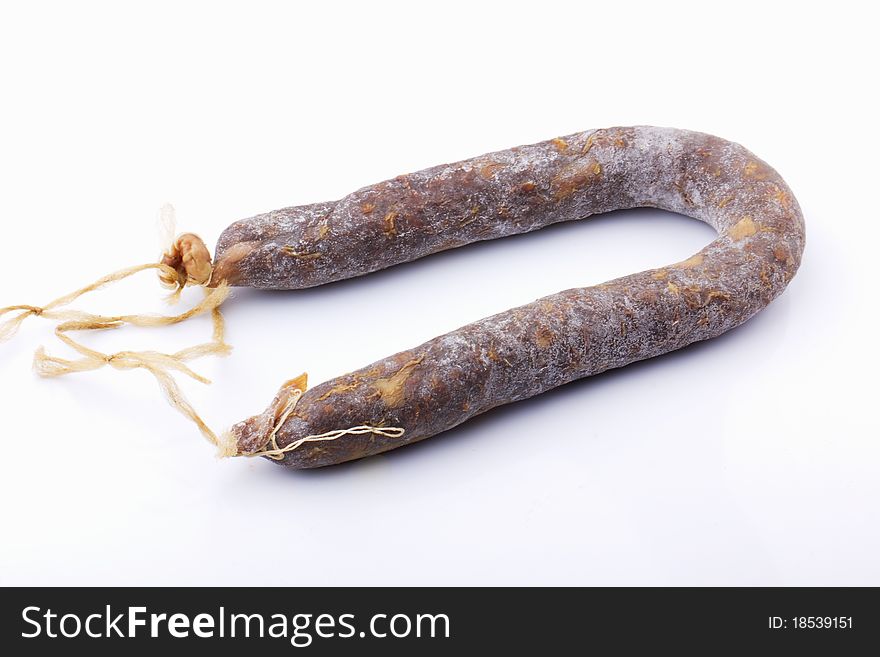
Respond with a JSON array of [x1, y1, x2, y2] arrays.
[[216, 126, 804, 468]]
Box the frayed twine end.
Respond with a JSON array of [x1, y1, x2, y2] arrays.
[[216, 430, 241, 459]]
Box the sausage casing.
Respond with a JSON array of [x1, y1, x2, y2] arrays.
[[219, 126, 805, 467]]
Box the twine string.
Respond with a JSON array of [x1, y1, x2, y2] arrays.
[[1, 215, 406, 460], [236, 387, 406, 460], [0, 262, 192, 343], [0, 262, 231, 447]]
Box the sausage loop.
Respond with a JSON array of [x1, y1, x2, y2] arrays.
[[2, 127, 806, 469]]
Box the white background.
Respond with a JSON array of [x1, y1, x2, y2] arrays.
[[1, 1, 877, 586]]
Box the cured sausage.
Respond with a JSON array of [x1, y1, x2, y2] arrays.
[[215, 126, 805, 467]]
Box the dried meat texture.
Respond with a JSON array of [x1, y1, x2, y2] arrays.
[[217, 126, 805, 468]]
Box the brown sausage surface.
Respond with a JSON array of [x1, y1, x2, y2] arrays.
[[218, 126, 805, 467]]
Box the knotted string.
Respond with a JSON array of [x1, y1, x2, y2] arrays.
[[0, 262, 189, 342], [0, 261, 231, 446], [1, 206, 406, 462]]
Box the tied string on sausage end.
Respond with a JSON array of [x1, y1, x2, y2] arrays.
[[0, 205, 406, 460], [220, 386, 406, 460]]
